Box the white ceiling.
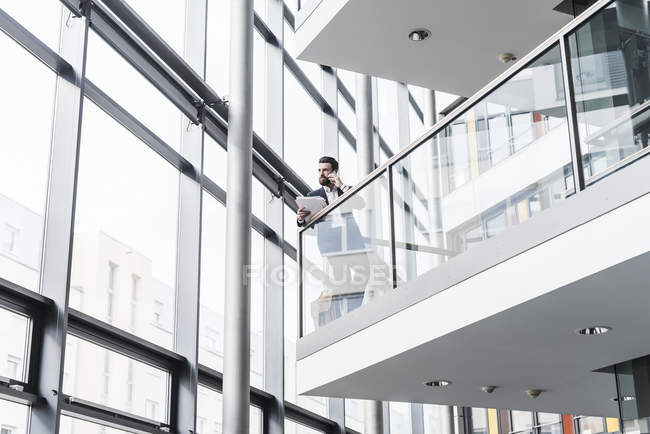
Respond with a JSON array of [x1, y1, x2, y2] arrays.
[[296, 0, 572, 97], [303, 252, 650, 417]]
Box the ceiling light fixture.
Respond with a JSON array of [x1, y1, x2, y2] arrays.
[[424, 380, 451, 387], [611, 396, 636, 402], [481, 386, 498, 394], [526, 389, 543, 398], [408, 29, 431, 42], [576, 326, 611, 336]]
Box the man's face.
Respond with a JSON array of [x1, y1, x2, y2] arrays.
[[318, 162, 334, 186]]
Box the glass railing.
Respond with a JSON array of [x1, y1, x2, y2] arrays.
[[298, 0, 650, 335]]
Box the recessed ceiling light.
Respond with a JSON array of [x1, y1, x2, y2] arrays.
[[576, 326, 611, 336], [424, 380, 451, 387], [408, 29, 431, 42], [611, 396, 636, 402]]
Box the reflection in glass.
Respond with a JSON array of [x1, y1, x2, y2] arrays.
[[60, 415, 135, 434], [393, 45, 573, 284], [471, 408, 488, 434], [0, 399, 30, 434], [285, 419, 324, 434], [570, 0, 650, 180], [71, 101, 179, 349], [301, 173, 392, 332], [0, 307, 29, 382], [196, 385, 262, 434], [0, 33, 56, 292], [63, 334, 170, 423]]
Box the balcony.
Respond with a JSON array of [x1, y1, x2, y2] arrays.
[[296, 0, 650, 416]]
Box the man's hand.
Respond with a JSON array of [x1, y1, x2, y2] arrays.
[[328, 172, 344, 188], [297, 206, 311, 221]]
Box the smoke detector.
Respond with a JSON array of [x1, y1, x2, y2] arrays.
[[498, 53, 517, 64]]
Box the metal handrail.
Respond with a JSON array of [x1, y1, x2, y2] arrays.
[[298, 0, 615, 234]]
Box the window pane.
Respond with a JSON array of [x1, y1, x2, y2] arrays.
[[338, 69, 356, 93], [63, 334, 170, 423], [339, 133, 359, 185], [124, 0, 186, 56], [198, 196, 265, 389], [285, 419, 324, 434], [284, 66, 323, 185], [206, 0, 230, 98], [338, 92, 356, 138], [254, 30, 266, 140], [345, 399, 366, 433], [570, 0, 650, 180], [204, 135, 228, 188], [0, 33, 56, 291], [377, 78, 400, 153], [199, 193, 226, 371], [196, 385, 262, 434], [0, 307, 29, 382], [579, 416, 605, 434], [423, 404, 444, 434], [284, 255, 328, 415], [71, 101, 179, 349], [86, 31, 183, 151], [284, 21, 322, 89], [471, 408, 488, 434], [512, 411, 534, 431], [0, 399, 30, 434], [60, 415, 135, 434], [2, 1, 61, 50], [390, 402, 413, 434], [409, 105, 425, 142], [285, 204, 298, 248]]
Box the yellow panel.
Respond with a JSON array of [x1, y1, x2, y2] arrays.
[[488, 408, 499, 434], [606, 418, 620, 433]]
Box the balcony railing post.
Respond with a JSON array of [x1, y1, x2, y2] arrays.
[[388, 164, 398, 289], [559, 34, 586, 192]]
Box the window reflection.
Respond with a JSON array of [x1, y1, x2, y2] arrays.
[[71, 101, 179, 349], [0, 399, 31, 434], [196, 385, 263, 434], [0, 32, 56, 292]]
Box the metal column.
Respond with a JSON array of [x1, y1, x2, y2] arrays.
[[263, 0, 286, 431], [30, 7, 88, 434], [172, 0, 207, 432], [222, 0, 254, 432]]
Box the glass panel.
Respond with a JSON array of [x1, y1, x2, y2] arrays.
[[540, 422, 563, 434], [284, 66, 323, 185], [569, 0, 650, 181], [512, 411, 535, 431], [124, 0, 186, 56], [63, 334, 170, 423], [254, 30, 267, 140], [0, 307, 29, 382], [86, 31, 183, 151], [0, 398, 29, 434], [579, 417, 606, 434], [250, 230, 265, 389], [285, 204, 299, 248], [285, 419, 324, 434], [302, 172, 392, 333], [206, 0, 230, 98], [410, 105, 426, 142], [338, 69, 357, 93], [472, 408, 489, 434], [196, 385, 262, 434], [393, 45, 573, 284], [0, 33, 56, 291], [345, 399, 366, 434], [2, 1, 61, 50], [71, 100, 179, 349], [60, 416, 134, 434], [199, 193, 226, 371], [390, 402, 413, 434], [284, 254, 329, 416], [538, 413, 561, 425]]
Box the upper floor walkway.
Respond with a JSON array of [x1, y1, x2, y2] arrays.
[[296, 0, 650, 417]]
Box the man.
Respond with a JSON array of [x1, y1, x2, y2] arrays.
[[297, 156, 369, 329]]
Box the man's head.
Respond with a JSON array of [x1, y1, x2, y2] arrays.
[[318, 156, 339, 186]]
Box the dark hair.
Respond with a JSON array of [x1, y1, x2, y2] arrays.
[[318, 156, 339, 172]]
